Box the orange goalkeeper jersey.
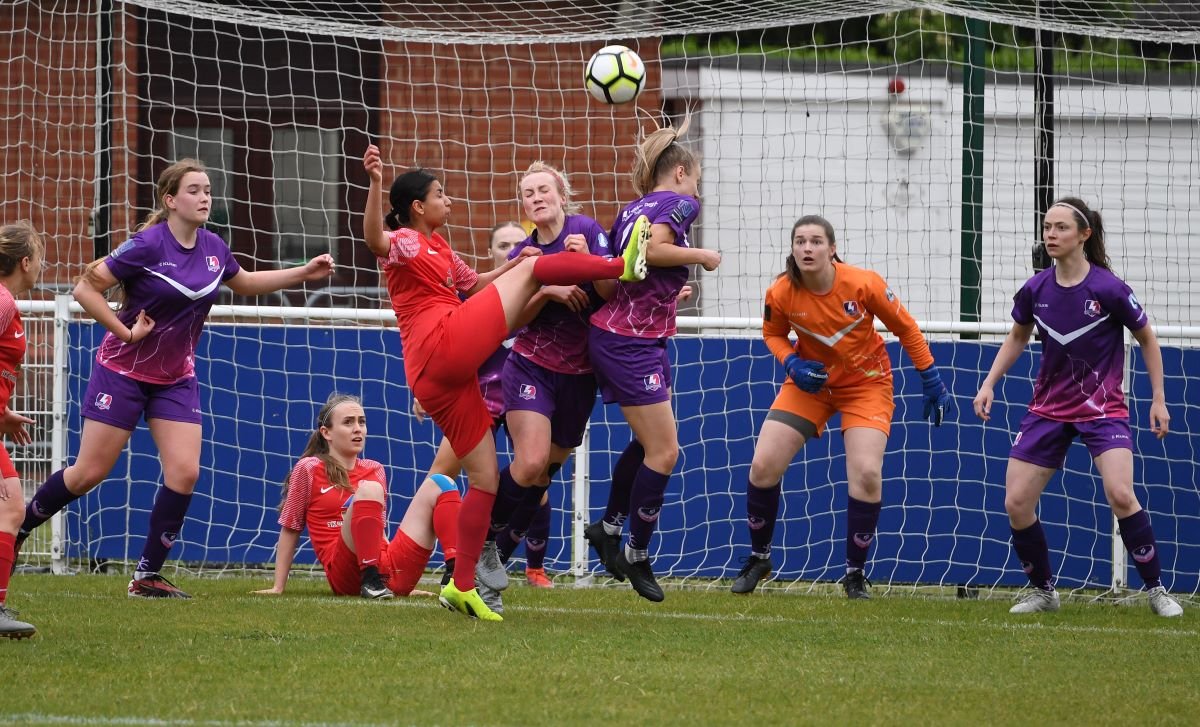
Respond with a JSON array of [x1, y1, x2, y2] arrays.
[[762, 262, 934, 389]]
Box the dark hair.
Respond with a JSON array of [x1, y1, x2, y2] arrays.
[[1051, 196, 1110, 271], [278, 393, 362, 511], [385, 169, 439, 230], [784, 215, 843, 287]]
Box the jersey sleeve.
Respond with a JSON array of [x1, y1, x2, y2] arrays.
[[648, 195, 700, 246], [1011, 282, 1035, 325], [0, 294, 16, 334], [866, 273, 935, 371], [761, 282, 796, 364], [278, 459, 317, 531], [1102, 277, 1149, 332], [450, 250, 479, 293], [104, 234, 159, 282], [379, 229, 422, 269]]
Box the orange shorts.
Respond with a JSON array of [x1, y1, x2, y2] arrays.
[[411, 285, 509, 458], [769, 379, 895, 437], [0, 445, 16, 480], [322, 529, 434, 597]]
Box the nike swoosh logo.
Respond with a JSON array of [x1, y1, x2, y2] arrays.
[[142, 267, 224, 301], [1033, 313, 1110, 346], [426, 248, 439, 255], [790, 316, 864, 348], [319, 485, 336, 494], [13, 330, 23, 338]]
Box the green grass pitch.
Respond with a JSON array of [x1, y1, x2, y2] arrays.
[[2, 574, 1196, 726]]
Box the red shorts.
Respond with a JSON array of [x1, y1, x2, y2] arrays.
[[0, 445, 17, 480], [411, 285, 509, 457], [323, 529, 434, 597]]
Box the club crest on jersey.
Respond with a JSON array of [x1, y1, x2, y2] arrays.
[[95, 393, 113, 410], [842, 300, 861, 317], [205, 255, 220, 272], [519, 384, 537, 400], [1084, 299, 1102, 318], [643, 373, 662, 392], [670, 199, 695, 224]]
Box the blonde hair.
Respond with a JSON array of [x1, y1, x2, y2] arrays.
[[0, 221, 44, 277], [632, 114, 697, 196], [138, 158, 209, 232], [80, 158, 209, 294], [278, 393, 363, 511], [519, 161, 581, 215]]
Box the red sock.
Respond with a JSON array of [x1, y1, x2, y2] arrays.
[[350, 500, 385, 570], [0, 532, 14, 604], [453, 486, 496, 592], [532, 254, 623, 286], [432, 490, 461, 562]]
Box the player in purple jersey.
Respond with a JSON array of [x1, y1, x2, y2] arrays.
[[15, 159, 335, 599], [973, 197, 1181, 617], [584, 118, 722, 602], [479, 163, 607, 595]]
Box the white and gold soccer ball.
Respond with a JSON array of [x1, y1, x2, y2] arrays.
[[585, 45, 646, 104]]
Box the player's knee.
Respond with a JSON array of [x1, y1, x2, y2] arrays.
[[645, 445, 678, 473], [1003, 492, 1035, 519], [427, 473, 459, 494], [749, 458, 785, 488], [511, 453, 550, 484], [0, 489, 24, 529], [356, 480, 386, 502], [1105, 486, 1139, 515]]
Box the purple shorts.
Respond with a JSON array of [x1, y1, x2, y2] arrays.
[[501, 353, 596, 449], [82, 364, 203, 431], [588, 327, 671, 407], [1009, 411, 1132, 469]]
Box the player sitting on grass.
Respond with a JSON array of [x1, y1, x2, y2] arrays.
[[255, 393, 461, 600]]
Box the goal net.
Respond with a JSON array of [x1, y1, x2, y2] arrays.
[[4, 0, 1198, 596]]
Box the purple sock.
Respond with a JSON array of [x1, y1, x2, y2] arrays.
[[136, 487, 193, 575], [845, 496, 881, 571], [746, 481, 782, 557], [1011, 519, 1054, 590], [525, 498, 551, 570], [487, 466, 527, 538], [1118, 510, 1162, 590], [627, 464, 670, 552], [604, 439, 644, 529], [497, 485, 549, 562], [20, 469, 79, 536]]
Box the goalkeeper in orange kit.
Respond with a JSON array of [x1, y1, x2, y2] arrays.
[[730, 215, 950, 599]]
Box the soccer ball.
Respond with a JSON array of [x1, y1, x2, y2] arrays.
[[585, 45, 646, 104]]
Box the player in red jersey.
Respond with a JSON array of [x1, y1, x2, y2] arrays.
[[0, 221, 43, 638], [254, 394, 462, 599], [362, 145, 646, 620]]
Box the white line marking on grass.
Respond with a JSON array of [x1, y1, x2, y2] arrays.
[[0, 715, 390, 727], [41, 588, 1198, 640]]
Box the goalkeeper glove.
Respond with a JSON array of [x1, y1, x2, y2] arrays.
[[784, 354, 828, 394], [918, 365, 951, 426]]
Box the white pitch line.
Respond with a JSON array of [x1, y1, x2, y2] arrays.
[[33, 588, 1198, 639], [0, 715, 391, 727]]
